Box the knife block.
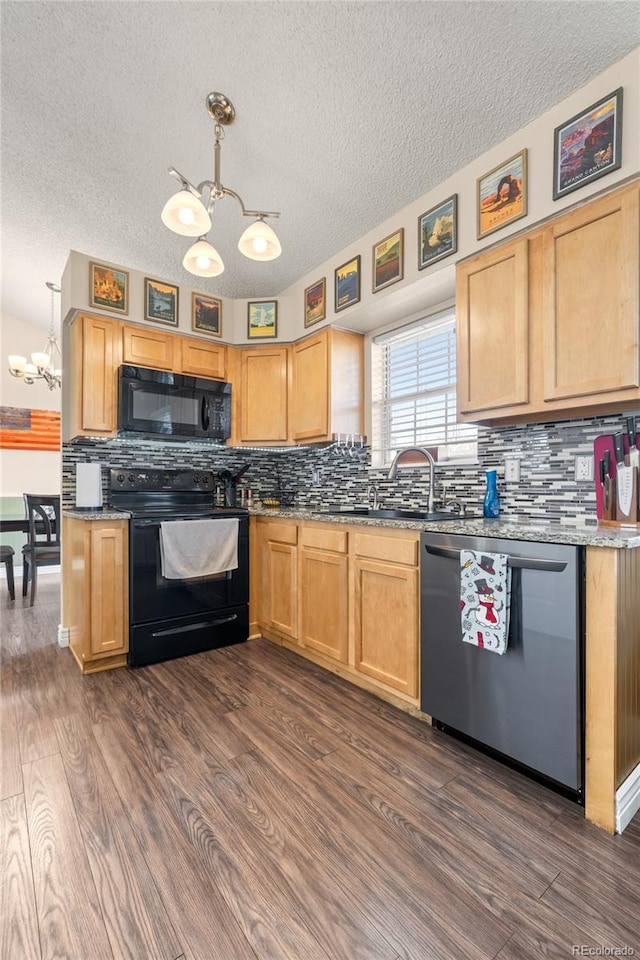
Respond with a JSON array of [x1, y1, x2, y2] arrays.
[[593, 433, 640, 527]]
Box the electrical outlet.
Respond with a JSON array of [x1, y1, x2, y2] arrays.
[[504, 458, 520, 483], [575, 455, 594, 482]]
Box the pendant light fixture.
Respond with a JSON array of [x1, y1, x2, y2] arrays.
[[162, 92, 281, 277], [8, 282, 62, 390]]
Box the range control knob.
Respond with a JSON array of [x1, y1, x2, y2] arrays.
[[193, 474, 200, 484], [116, 473, 125, 484], [128, 474, 136, 483]]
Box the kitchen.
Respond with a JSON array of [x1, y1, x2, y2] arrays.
[[3, 5, 640, 959]]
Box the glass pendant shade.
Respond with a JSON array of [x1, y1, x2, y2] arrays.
[[8, 355, 26, 373], [182, 239, 225, 277], [161, 189, 212, 237], [238, 219, 282, 261]]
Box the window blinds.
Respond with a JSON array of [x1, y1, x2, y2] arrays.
[[371, 312, 477, 466]]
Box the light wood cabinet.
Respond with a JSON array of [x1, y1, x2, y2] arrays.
[[258, 520, 298, 638], [542, 187, 640, 405], [298, 525, 348, 663], [456, 238, 530, 417], [64, 312, 122, 441], [179, 337, 226, 379], [290, 328, 364, 442], [352, 532, 419, 698], [238, 345, 290, 443], [62, 517, 129, 674], [123, 324, 176, 370], [457, 181, 640, 424]]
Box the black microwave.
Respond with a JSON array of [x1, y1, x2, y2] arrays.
[[118, 365, 231, 441]]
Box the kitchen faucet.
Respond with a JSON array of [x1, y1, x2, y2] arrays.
[[367, 484, 379, 510], [386, 447, 436, 514]]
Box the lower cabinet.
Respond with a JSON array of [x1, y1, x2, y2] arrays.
[[255, 517, 419, 704], [62, 517, 129, 673]]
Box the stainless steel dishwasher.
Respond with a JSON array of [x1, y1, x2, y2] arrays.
[[421, 531, 584, 797]]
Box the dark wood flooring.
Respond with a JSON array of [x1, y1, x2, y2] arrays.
[[2, 576, 640, 960]]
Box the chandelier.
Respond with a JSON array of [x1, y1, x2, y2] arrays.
[[8, 282, 62, 390], [161, 92, 281, 278]]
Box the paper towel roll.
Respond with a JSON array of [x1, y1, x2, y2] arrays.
[[75, 463, 103, 509]]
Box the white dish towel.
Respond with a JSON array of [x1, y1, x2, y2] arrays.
[[460, 549, 511, 655], [159, 518, 239, 580]]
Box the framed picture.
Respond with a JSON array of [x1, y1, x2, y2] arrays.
[[144, 277, 179, 326], [372, 228, 404, 293], [89, 261, 129, 314], [247, 300, 277, 338], [553, 87, 623, 200], [334, 255, 361, 312], [418, 195, 458, 270], [477, 149, 528, 240], [304, 277, 326, 328], [192, 292, 222, 338]]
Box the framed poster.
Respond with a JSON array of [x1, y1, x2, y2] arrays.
[[553, 88, 623, 200], [192, 292, 222, 337], [304, 277, 326, 328], [89, 261, 129, 314], [247, 300, 277, 338], [372, 228, 403, 293], [144, 278, 179, 326], [477, 150, 528, 240], [418, 195, 457, 270], [334, 255, 361, 312]]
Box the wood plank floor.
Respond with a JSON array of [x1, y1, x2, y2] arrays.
[[2, 576, 640, 960]]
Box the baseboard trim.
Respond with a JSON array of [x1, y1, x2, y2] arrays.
[[616, 762, 640, 834]]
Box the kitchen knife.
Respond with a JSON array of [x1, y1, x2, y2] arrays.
[[613, 432, 626, 468], [626, 416, 639, 469], [614, 432, 635, 521], [603, 450, 614, 520]]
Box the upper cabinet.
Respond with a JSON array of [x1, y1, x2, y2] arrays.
[[238, 345, 290, 443], [178, 337, 226, 380], [541, 187, 640, 405], [122, 324, 175, 370], [64, 313, 122, 441], [290, 328, 364, 443], [457, 182, 640, 424]]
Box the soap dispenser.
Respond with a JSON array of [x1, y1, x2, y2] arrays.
[[483, 469, 500, 518]]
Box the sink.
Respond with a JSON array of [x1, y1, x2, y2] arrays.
[[319, 507, 474, 521]]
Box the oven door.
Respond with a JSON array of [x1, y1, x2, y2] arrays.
[[130, 515, 249, 624]]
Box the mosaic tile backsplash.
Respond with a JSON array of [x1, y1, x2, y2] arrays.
[[62, 407, 640, 525]]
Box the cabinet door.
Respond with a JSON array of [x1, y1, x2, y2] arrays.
[[240, 347, 289, 442], [179, 338, 226, 379], [80, 314, 121, 435], [290, 331, 329, 441], [264, 541, 297, 638], [542, 187, 640, 403], [353, 557, 418, 697], [89, 525, 128, 657], [123, 325, 175, 370], [457, 238, 530, 416], [299, 547, 348, 662]]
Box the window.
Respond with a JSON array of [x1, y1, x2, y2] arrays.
[[371, 309, 477, 467]]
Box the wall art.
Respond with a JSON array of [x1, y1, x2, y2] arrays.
[[418, 195, 457, 269], [89, 261, 129, 314], [477, 150, 527, 240], [145, 277, 179, 326], [553, 87, 623, 200], [192, 293, 222, 337]]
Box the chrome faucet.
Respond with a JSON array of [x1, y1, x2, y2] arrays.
[[386, 447, 436, 514], [367, 484, 379, 510]]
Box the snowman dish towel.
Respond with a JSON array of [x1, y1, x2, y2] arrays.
[[460, 550, 511, 654]]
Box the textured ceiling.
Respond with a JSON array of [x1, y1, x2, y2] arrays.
[[1, 1, 639, 330]]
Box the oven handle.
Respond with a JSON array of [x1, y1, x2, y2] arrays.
[[151, 614, 238, 638], [423, 543, 567, 573]]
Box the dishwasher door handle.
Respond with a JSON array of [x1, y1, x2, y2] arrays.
[[423, 543, 567, 573]]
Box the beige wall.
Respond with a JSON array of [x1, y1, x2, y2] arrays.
[[0, 313, 61, 497], [62, 47, 639, 345]]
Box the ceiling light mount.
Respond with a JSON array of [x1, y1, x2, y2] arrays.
[[162, 91, 281, 277]]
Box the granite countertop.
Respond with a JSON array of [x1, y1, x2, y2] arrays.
[[251, 507, 640, 549], [64, 509, 131, 521]]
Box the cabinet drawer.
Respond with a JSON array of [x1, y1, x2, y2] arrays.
[[300, 525, 347, 553], [352, 532, 418, 565], [263, 521, 298, 545]]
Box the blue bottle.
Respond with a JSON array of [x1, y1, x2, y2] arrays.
[[483, 469, 500, 518]]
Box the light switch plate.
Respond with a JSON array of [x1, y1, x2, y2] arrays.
[[504, 458, 520, 483], [575, 455, 594, 482]]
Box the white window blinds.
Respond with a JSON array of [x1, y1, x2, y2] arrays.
[[371, 311, 477, 467]]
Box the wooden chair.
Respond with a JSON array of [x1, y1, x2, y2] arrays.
[[1, 545, 15, 600], [22, 494, 61, 606]]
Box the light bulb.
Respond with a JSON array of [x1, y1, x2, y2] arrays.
[[178, 207, 195, 226], [252, 237, 268, 254], [196, 254, 211, 269]]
